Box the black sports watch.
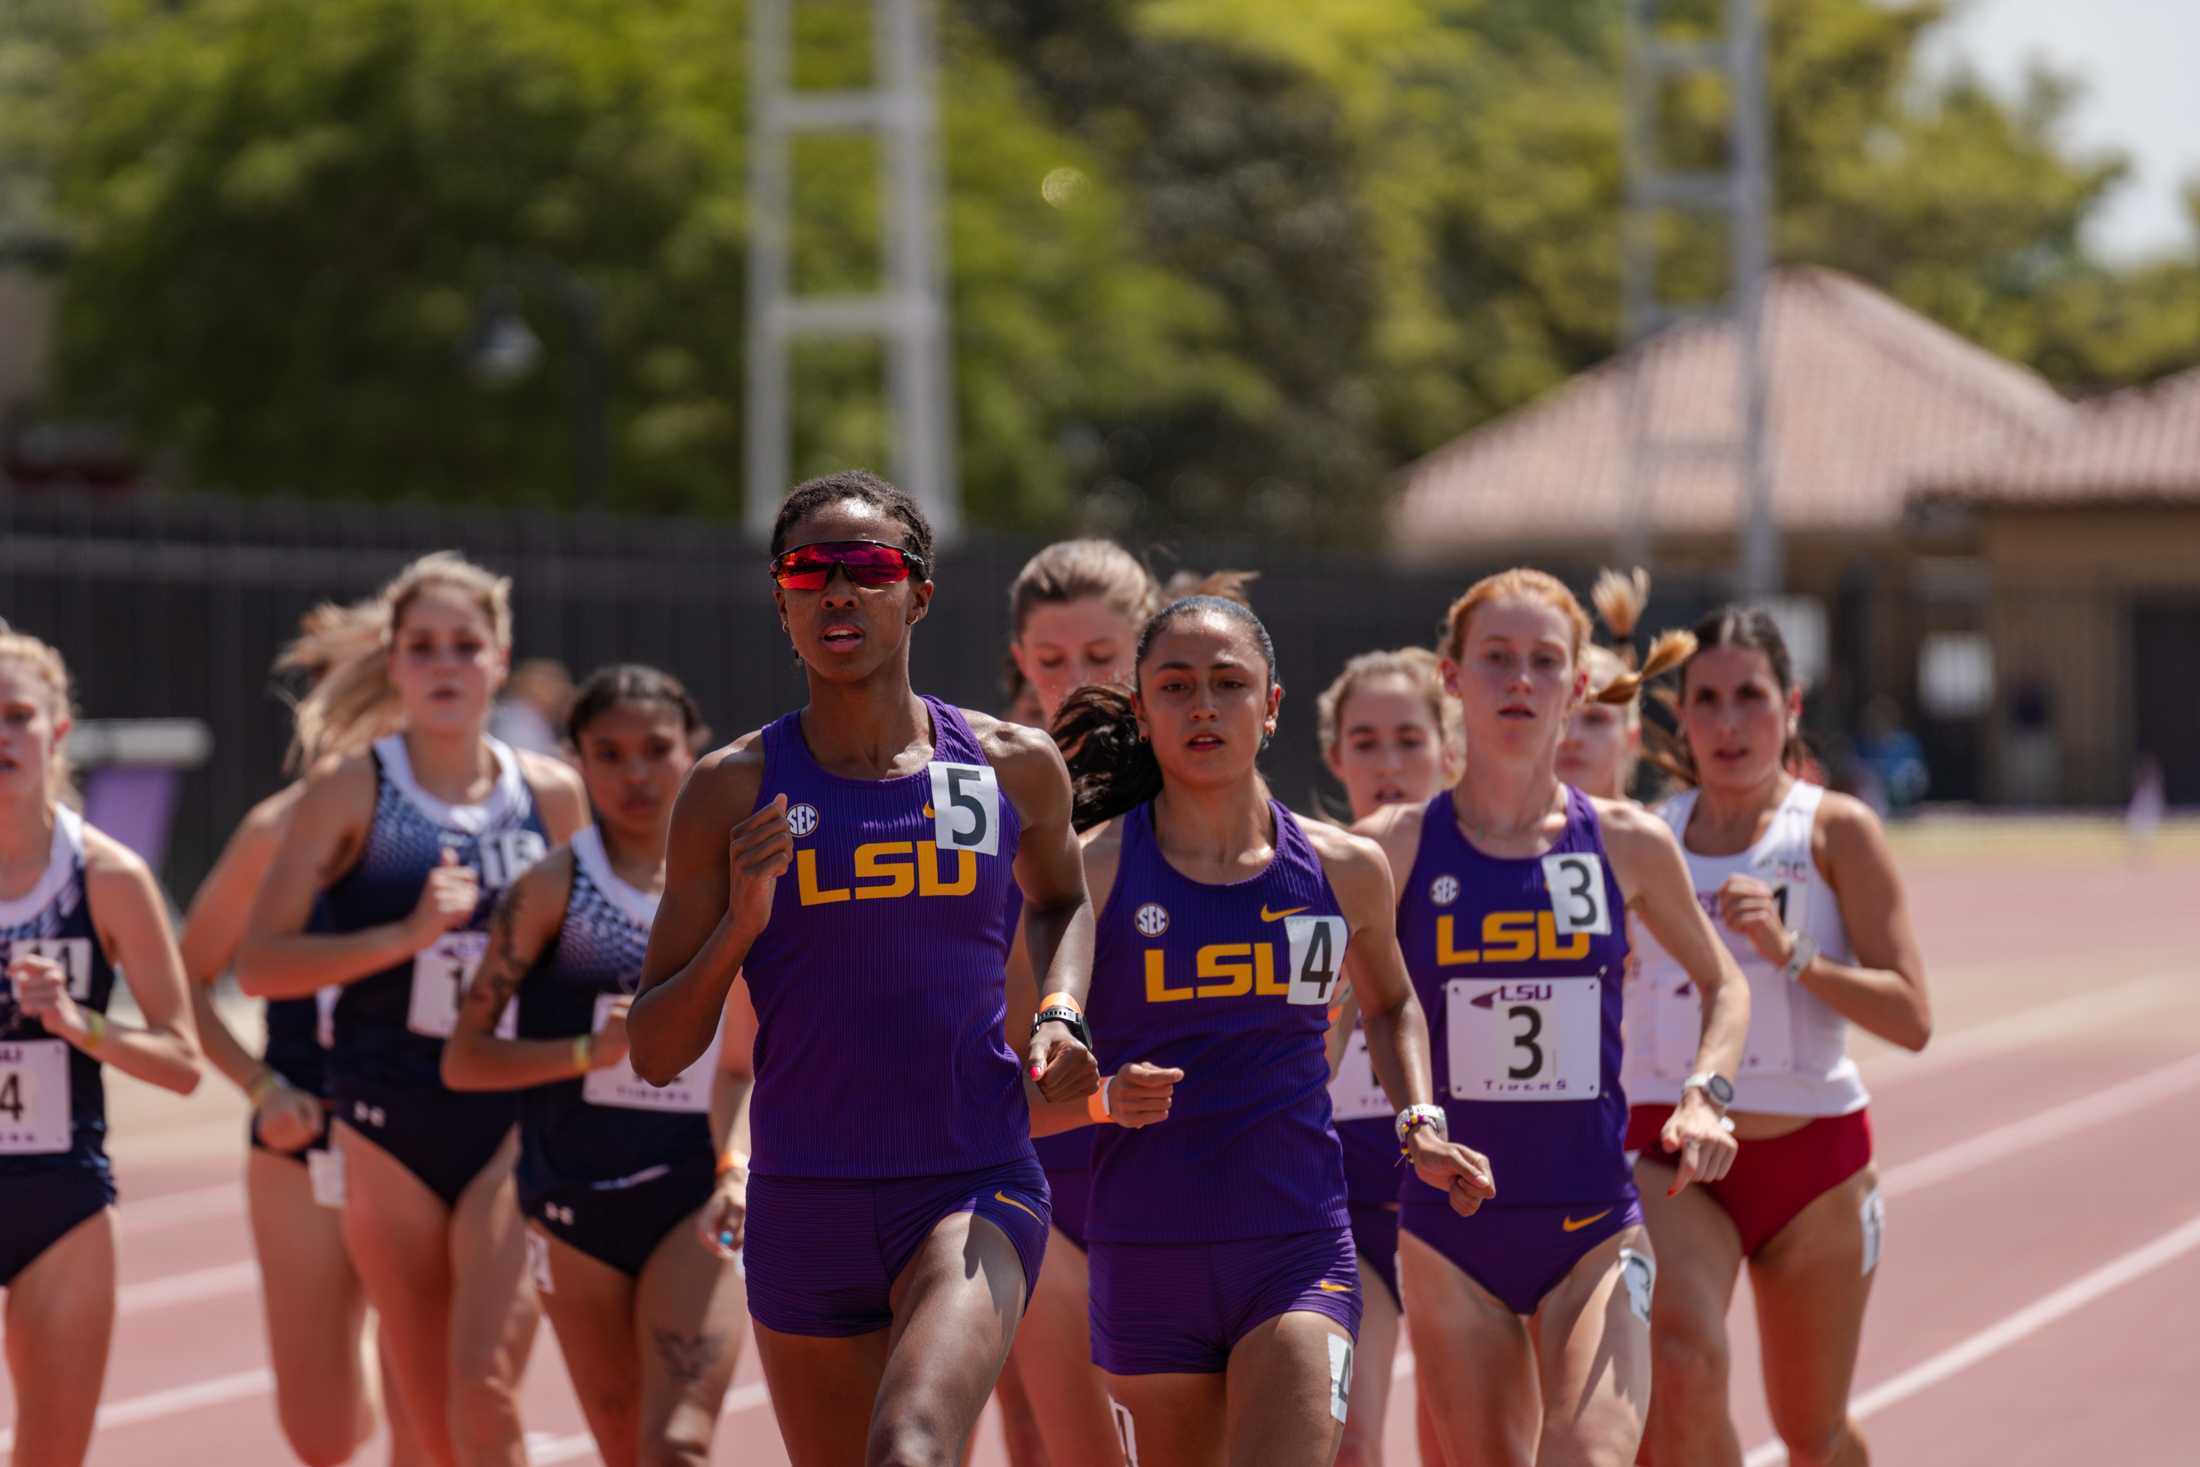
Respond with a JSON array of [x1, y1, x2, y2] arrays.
[[1032, 1005, 1094, 1057]]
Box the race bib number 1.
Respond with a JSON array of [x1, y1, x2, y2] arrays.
[[406, 932, 515, 1040], [1445, 977, 1602, 1102], [0, 1039, 71, 1155], [581, 993, 717, 1113]]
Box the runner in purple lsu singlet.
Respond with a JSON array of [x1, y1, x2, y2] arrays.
[[738, 696, 1053, 1337], [1396, 785, 1637, 1315], [1084, 799, 1360, 1375]]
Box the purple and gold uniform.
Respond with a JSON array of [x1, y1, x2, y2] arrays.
[[1017, 879, 1094, 1251], [1396, 786, 1637, 1315], [738, 698, 1050, 1338], [323, 736, 549, 1207], [1328, 1023, 1404, 1309], [0, 809, 121, 1285], [1085, 800, 1359, 1376]]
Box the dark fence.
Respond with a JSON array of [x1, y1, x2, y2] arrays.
[[3, 494, 1639, 896]]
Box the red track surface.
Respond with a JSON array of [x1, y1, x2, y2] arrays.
[[5, 860, 2196, 1465]]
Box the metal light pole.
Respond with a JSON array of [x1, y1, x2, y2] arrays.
[[745, 0, 958, 540]]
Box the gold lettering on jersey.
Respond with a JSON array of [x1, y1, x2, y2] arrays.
[[1434, 911, 1592, 966], [796, 849, 851, 906], [1146, 949, 1193, 1003], [797, 841, 985, 907], [1144, 942, 1284, 1002]]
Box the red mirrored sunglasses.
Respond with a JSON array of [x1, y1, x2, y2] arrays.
[[768, 539, 928, 591]]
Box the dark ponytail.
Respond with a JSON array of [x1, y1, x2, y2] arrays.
[[566, 663, 711, 753], [1054, 685, 1162, 833], [1657, 605, 1809, 787]]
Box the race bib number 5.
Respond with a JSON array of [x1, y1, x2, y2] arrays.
[[1445, 977, 1602, 1101], [929, 762, 1002, 857], [582, 993, 717, 1113], [0, 1039, 71, 1155], [407, 932, 516, 1040]]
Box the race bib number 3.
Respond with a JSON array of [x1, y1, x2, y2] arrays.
[[407, 932, 514, 1040], [1542, 853, 1612, 936], [582, 993, 717, 1113], [1285, 915, 1348, 1007], [0, 1039, 71, 1155], [928, 762, 1001, 857], [1445, 977, 1602, 1102]]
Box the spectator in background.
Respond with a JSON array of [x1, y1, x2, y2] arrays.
[[490, 657, 575, 758], [2004, 674, 2059, 805], [1854, 696, 1929, 817]]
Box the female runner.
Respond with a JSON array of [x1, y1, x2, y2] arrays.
[[1627, 609, 1930, 1467], [1553, 569, 1682, 806], [444, 663, 749, 1467], [179, 598, 421, 1467], [996, 539, 1256, 1467], [1358, 568, 1747, 1466], [239, 551, 588, 1467], [1049, 594, 1491, 1467], [1313, 647, 1457, 1467], [0, 628, 201, 1467], [628, 470, 1100, 1467]]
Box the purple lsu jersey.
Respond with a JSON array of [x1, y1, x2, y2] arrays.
[[1085, 800, 1351, 1245], [742, 697, 1030, 1180], [1397, 786, 1632, 1207]]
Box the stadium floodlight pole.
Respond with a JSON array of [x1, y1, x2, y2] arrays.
[[1619, 0, 1779, 599], [745, 0, 960, 542]]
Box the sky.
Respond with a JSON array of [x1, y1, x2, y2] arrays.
[[1925, 0, 2199, 260]]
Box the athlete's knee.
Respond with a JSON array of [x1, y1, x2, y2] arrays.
[[446, 1370, 524, 1451], [1649, 1319, 1729, 1401], [1780, 1416, 1866, 1467], [278, 1409, 371, 1467], [866, 1420, 958, 1467], [639, 1431, 712, 1467]]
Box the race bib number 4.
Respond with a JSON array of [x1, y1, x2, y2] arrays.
[[929, 762, 1001, 858], [1286, 915, 1348, 1007], [0, 1039, 71, 1155], [582, 993, 716, 1113], [406, 933, 515, 1040], [1328, 1026, 1392, 1122], [1446, 977, 1602, 1101]]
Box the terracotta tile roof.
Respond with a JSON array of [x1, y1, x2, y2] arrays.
[[1389, 266, 2073, 560], [1909, 366, 2200, 507]]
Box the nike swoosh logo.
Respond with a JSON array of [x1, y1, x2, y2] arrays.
[[993, 1190, 1042, 1223], [1316, 1280, 1354, 1293], [1260, 905, 1309, 922], [1561, 1208, 1615, 1234]]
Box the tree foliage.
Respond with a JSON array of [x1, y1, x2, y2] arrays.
[[18, 0, 2199, 528]]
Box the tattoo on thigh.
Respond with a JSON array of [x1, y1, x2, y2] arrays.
[[652, 1328, 725, 1388]]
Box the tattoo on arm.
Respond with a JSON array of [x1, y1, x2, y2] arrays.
[[651, 1328, 726, 1388], [463, 883, 533, 1019]]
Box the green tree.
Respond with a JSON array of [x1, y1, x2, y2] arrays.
[[42, 0, 1229, 518]]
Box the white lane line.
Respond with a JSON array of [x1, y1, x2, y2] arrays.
[[116, 1183, 244, 1233], [117, 1260, 259, 1314], [1881, 1050, 2200, 1199], [1881, 973, 2185, 1083], [1741, 1210, 2200, 1466], [0, 1368, 274, 1451]]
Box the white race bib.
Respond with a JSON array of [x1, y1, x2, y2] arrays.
[[581, 993, 716, 1113], [928, 762, 1002, 858], [315, 987, 340, 1051], [1542, 853, 1612, 936], [406, 933, 515, 1040], [1285, 915, 1349, 1008], [15, 937, 95, 1001], [1327, 1026, 1392, 1122], [0, 1039, 72, 1154], [1446, 977, 1602, 1102], [307, 1146, 347, 1209]]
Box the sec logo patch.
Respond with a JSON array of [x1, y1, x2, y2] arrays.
[[1134, 903, 1170, 938], [787, 803, 820, 838], [1430, 874, 1460, 907]]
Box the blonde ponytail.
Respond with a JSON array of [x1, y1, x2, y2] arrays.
[[286, 552, 513, 772]]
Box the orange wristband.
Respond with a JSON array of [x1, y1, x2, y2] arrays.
[[1037, 991, 1083, 1017], [716, 1149, 747, 1179], [1086, 1082, 1113, 1126]]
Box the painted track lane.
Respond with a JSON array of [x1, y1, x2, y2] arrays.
[[8, 854, 2196, 1465]]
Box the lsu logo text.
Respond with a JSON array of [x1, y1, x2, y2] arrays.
[[1435, 912, 1590, 966], [1468, 982, 1552, 1010], [796, 842, 978, 906], [1144, 943, 1286, 1003]]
